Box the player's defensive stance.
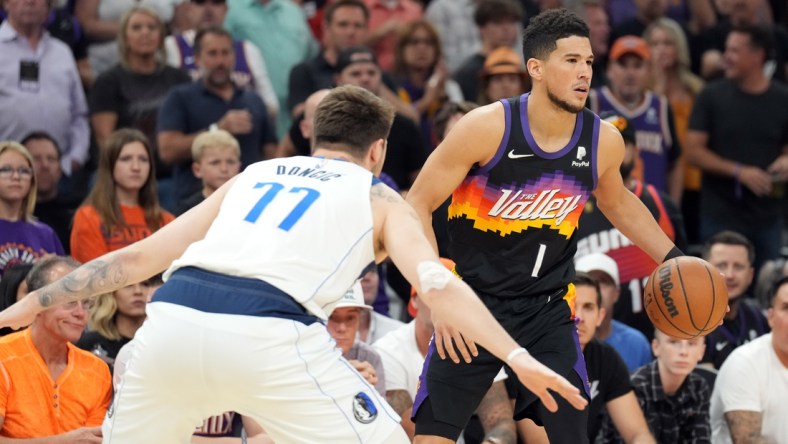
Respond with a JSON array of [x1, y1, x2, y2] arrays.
[[0, 86, 586, 444]]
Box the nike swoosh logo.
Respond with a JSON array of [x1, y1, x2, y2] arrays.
[[508, 150, 534, 159], [715, 341, 728, 352]]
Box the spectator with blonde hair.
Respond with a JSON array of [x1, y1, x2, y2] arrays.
[[0, 141, 63, 277], [76, 278, 156, 371], [176, 129, 241, 214], [70, 129, 175, 263]]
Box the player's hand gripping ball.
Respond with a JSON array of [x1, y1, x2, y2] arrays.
[[644, 256, 728, 339]]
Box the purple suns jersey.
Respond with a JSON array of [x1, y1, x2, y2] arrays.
[[173, 34, 255, 91], [447, 93, 600, 298], [589, 87, 675, 192]]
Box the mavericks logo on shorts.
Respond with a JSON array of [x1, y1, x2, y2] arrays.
[[352, 392, 378, 424]]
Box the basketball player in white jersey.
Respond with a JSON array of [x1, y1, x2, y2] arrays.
[[0, 85, 586, 444]]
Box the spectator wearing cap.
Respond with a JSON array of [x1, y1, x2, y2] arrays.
[[0, 256, 111, 442], [477, 46, 529, 105], [334, 45, 427, 190], [327, 282, 387, 396], [453, 0, 523, 102], [575, 252, 653, 372], [575, 114, 687, 343], [373, 258, 515, 442], [588, 35, 684, 204]]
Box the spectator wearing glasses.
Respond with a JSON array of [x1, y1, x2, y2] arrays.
[[0, 256, 111, 442], [0, 141, 64, 278]]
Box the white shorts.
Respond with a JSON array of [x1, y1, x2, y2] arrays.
[[104, 302, 401, 443]]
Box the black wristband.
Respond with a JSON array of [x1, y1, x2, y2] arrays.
[[663, 246, 684, 262]]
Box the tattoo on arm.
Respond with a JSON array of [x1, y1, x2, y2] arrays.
[[370, 183, 403, 204], [477, 382, 517, 444], [725, 411, 768, 444], [42, 258, 129, 308], [385, 390, 413, 416]]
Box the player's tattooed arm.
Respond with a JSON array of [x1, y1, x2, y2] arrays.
[[38, 258, 129, 308], [385, 389, 413, 416], [477, 381, 517, 444], [725, 411, 769, 444]]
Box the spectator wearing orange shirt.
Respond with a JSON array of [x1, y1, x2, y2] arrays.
[[0, 256, 111, 442], [70, 129, 175, 263]]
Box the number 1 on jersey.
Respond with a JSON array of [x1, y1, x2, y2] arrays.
[[531, 243, 546, 277], [244, 182, 320, 231]]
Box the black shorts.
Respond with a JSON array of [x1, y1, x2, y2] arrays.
[[412, 285, 590, 441]]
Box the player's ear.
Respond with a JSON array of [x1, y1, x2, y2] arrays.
[[369, 139, 386, 165], [526, 58, 542, 81]]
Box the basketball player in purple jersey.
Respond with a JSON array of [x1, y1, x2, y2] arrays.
[[407, 8, 686, 443]]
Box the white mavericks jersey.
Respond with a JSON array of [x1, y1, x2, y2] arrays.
[[166, 156, 377, 320]]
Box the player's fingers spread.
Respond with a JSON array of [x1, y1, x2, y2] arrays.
[[452, 333, 472, 363], [444, 336, 461, 363], [434, 330, 447, 360], [463, 336, 478, 357]]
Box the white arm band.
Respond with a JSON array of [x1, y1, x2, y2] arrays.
[[506, 347, 529, 364]]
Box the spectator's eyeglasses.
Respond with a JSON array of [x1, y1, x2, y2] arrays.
[[63, 297, 97, 311], [0, 165, 33, 179]]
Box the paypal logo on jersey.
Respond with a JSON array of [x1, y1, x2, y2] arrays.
[[489, 189, 581, 224], [572, 146, 589, 168]]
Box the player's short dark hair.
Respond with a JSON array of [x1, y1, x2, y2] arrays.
[[313, 85, 395, 158], [770, 275, 788, 307], [522, 8, 589, 62], [574, 271, 602, 308], [194, 25, 234, 56], [26, 256, 80, 292], [731, 24, 774, 64], [474, 0, 523, 27], [702, 230, 756, 266], [20, 131, 61, 159], [324, 0, 369, 24]]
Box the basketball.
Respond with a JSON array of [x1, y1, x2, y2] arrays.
[[643, 256, 728, 339]]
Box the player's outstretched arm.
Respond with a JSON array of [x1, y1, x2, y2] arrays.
[[0, 177, 238, 331], [593, 121, 676, 264], [373, 184, 587, 413]]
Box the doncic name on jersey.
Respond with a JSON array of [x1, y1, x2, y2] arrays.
[[275, 164, 343, 181], [450, 171, 590, 238]]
